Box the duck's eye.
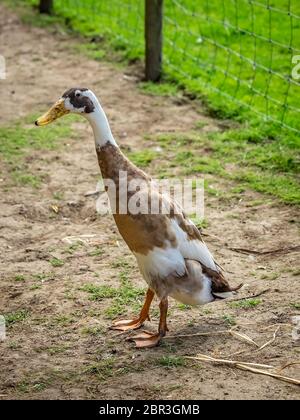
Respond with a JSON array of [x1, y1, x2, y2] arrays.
[[75, 92, 81, 98]]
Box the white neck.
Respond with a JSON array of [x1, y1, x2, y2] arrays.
[[85, 97, 117, 148]]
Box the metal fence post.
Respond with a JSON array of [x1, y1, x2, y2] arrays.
[[145, 0, 163, 82], [39, 0, 53, 14]]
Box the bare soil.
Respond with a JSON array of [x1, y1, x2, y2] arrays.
[[0, 4, 299, 400]]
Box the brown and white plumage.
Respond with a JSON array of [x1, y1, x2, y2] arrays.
[[36, 87, 241, 348]]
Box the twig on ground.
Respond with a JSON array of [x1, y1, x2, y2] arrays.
[[257, 326, 280, 351], [230, 330, 259, 347], [185, 354, 300, 386], [185, 354, 274, 369], [238, 365, 300, 386], [163, 330, 228, 339], [277, 361, 300, 373], [165, 328, 258, 347], [62, 234, 97, 245], [226, 288, 270, 302], [229, 245, 300, 256], [260, 323, 292, 330]]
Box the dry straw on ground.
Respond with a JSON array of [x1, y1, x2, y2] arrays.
[[167, 325, 300, 387]]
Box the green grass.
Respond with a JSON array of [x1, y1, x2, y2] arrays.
[[104, 270, 145, 319], [63, 242, 84, 255], [189, 216, 209, 229], [4, 309, 29, 327], [156, 355, 186, 368], [146, 130, 300, 204], [177, 303, 192, 311], [81, 326, 104, 336], [229, 299, 262, 309], [49, 257, 64, 267], [139, 81, 179, 97], [51, 315, 75, 326], [9, 0, 300, 132], [261, 272, 279, 281], [81, 258, 145, 319], [81, 284, 118, 301], [83, 358, 116, 380], [53, 191, 64, 200], [4, 1, 300, 204], [88, 246, 105, 257], [14, 274, 26, 282], [128, 150, 158, 168], [0, 113, 75, 187], [17, 380, 48, 393], [222, 314, 236, 326], [46, 345, 69, 355]]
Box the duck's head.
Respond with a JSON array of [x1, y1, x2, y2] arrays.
[[35, 88, 96, 126]]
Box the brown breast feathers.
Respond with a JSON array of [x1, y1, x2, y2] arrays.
[[96, 143, 177, 255]]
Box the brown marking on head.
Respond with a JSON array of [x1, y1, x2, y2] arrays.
[[62, 88, 95, 113]]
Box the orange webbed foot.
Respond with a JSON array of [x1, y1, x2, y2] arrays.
[[110, 318, 145, 332], [128, 330, 163, 348]]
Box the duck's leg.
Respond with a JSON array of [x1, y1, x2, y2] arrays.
[[129, 297, 168, 348], [110, 288, 154, 331]]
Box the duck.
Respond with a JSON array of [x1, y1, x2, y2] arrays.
[[35, 88, 241, 348]]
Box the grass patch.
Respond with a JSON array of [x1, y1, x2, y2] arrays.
[[17, 380, 48, 393], [111, 258, 134, 270], [81, 326, 104, 336], [4, 0, 300, 203], [156, 356, 186, 368], [139, 81, 179, 97], [9, 0, 300, 135], [51, 315, 75, 327], [261, 272, 279, 281], [52, 191, 64, 200], [177, 303, 192, 311], [5, 1, 299, 204], [63, 242, 84, 255], [14, 274, 26, 282], [73, 42, 106, 61], [189, 215, 208, 229], [46, 345, 69, 355], [30, 284, 42, 290], [81, 284, 118, 301], [222, 314, 236, 326], [4, 309, 29, 327], [105, 263, 145, 319], [49, 257, 64, 267], [88, 246, 105, 257], [128, 150, 158, 168], [149, 128, 300, 204], [0, 113, 75, 187], [229, 299, 262, 309], [33, 272, 55, 281], [81, 260, 144, 319], [83, 358, 115, 380], [291, 303, 300, 310]]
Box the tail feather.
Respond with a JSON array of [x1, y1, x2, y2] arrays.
[[201, 265, 243, 293]]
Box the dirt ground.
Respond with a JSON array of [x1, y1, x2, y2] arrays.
[[0, 4, 299, 400]]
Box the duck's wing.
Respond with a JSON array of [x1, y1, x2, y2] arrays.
[[167, 202, 240, 293]]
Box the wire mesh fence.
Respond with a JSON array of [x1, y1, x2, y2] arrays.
[[34, 0, 300, 134], [164, 0, 300, 134]]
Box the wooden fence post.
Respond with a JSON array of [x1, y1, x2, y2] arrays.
[[39, 0, 53, 14], [145, 0, 163, 82]]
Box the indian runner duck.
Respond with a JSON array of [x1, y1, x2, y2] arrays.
[[35, 88, 241, 348]]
